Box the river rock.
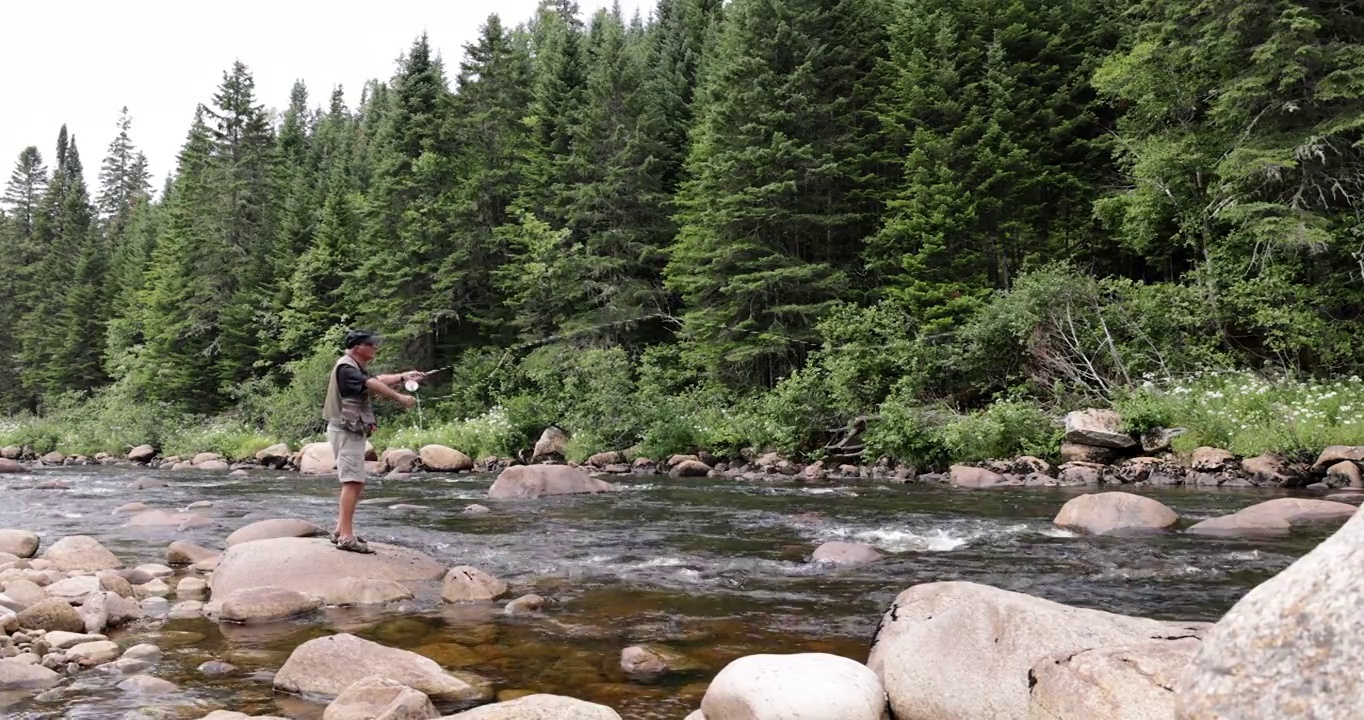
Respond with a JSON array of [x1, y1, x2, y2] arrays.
[[1053, 492, 1178, 536], [0, 446, 18, 460], [383, 448, 421, 473], [322, 577, 414, 606], [810, 541, 882, 566], [198, 660, 237, 675], [0, 458, 23, 474], [116, 674, 179, 694], [0, 529, 39, 558], [1326, 460, 1363, 489], [226, 518, 326, 546], [1064, 409, 1136, 449], [1311, 445, 1364, 472], [443, 694, 621, 719], [197, 459, 231, 471], [177, 577, 208, 599], [1029, 637, 1200, 720], [43, 535, 122, 572], [44, 630, 107, 649], [123, 644, 162, 663], [136, 578, 172, 599], [126, 510, 214, 529], [273, 632, 492, 702], [866, 581, 1206, 720], [39, 451, 64, 465], [46, 575, 101, 602], [300, 442, 337, 474], [464, 504, 491, 515], [441, 566, 508, 603], [67, 639, 121, 666], [699, 653, 888, 720], [487, 465, 615, 500], [419, 445, 473, 472], [1060, 442, 1119, 465], [17, 597, 85, 632], [191, 452, 223, 465], [80, 591, 144, 632], [167, 540, 218, 566], [1189, 447, 1235, 472], [114, 502, 151, 515], [255, 443, 292, 468], [322, 675, 438, 720], [3, 579, 47, 608], [1176, 499, 1364, 719], [219, 586, 322, 623], [588, 451, 623, 468], [531, 427, 568, 463], [620, 645, 702, 679], [1240, 453, 1298, 486], [949, 465, 1006, 489], [671, 460, 712, 478], [503, 594, 545, 615], [99, 570, 135, 598], [125, 445, 155, 463], [129, 476, 167, 490], [0, 658, 60, 689], [1187, 497, 1357, 537], [140, 595, 170, 618], [211, 537, 444, 597]]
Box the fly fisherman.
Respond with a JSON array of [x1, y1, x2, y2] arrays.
[[323, 330, 425, 553]]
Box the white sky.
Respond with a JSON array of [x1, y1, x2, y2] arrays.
[[0, 0, 646, 193]]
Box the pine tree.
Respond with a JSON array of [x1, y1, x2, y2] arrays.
[[649, 0, 724, 193], [666, 0, 890, 387], [2, 147, 48, 241], [342, 35, 458, 368], [96, 107, 151, 234], [526, 1, 588, 220]]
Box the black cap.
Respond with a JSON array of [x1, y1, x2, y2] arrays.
[[344, 330, 382, 349]]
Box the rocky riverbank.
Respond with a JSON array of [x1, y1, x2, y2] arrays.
[[0, 449, 1357, 718]]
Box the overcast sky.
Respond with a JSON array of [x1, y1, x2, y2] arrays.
[[0, 0, 647, 193]]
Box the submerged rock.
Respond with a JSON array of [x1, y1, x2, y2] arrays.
[[219, 586, 323, 624], [1186, 498, 1356, 538], [441, 566, 509, 603], [442, 694, 621, 719], [322, 675, 437, 720], [810, 541, 882, 566]]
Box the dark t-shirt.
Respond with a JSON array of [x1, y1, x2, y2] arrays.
[[336, 363, 372, 398]]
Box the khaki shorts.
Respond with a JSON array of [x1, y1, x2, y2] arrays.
[[326, 426, 368, 484]]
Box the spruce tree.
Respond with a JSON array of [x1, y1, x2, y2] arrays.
[[666, 0, 890, 386], [96, 107, 152, 235]]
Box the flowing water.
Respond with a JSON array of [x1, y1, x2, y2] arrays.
[[0, 465, 1336, 719]]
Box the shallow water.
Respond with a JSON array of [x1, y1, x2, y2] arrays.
[[0, 465, 1333, 719]]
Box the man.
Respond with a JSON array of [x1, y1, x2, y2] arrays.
[[322, 330, 424, 553]]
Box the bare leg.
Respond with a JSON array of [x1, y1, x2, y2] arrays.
[[336, 481, 364, 540]]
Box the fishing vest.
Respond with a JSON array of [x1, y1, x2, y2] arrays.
[[323, 354, 376, 435]]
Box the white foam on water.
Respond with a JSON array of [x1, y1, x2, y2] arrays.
[[817, 521, 1034, 553], [1039, 527, 1078, 538]]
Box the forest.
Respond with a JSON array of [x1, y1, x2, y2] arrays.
[[1, 0, 1362, 466]]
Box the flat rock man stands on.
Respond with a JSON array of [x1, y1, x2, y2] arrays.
[[322, 330, 424, 553]]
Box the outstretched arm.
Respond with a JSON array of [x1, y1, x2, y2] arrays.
[[365, 377, 416, 408], [374, 370, 425, 387]]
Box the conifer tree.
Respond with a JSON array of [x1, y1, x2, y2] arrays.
[[667, 0, 890, 386], [96, 107, 151, 235]]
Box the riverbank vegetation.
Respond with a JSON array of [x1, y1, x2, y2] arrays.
[[2, 0, 1362, 467]]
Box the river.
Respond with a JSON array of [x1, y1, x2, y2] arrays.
[[0, 465, 1330, 719]]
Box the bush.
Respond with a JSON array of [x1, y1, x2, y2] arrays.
[[383, 406, 518, 460], [163, 421, 275, 461], [1113, 372, 1364, 459], [939, 399, 1061, 463]]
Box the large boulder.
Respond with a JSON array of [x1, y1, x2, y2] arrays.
[[220, 586, 323, 623], [226, 518, 326, 546], [0, 458, 24, 473], [300, 442, 337, 474], [66, 639, 121, 666], [531, 427, 569, 463], [255, 443, 292, 468], [1175, 496, 1364, 719], [1064, 409, 1136, 450], [79, 591, 144, 633], [383, 448, 421, 474], [321, 578, 415, 607], [1240, 453, 1298, 486], [487, 465, 615, 500], [1052, 492, 1178, 536], [441, 566, 509, 603], [322, 675, 437, 720], [419, 445, 473, 472], [17, 597, 86, 632], [0, 529, 39, 558], [125, 510, 214, 530], [1186, 498, 1356, 538], [273, 633, 491, 703], [671, 459, 713, 478], [1326, 460, 1363, 489], [949, 465, 1007, 489], [43, 535, 122, 572], [40, 451, 65, 465], [1190, 447, 1236, 472], [699, 653, 889, 720], [588, 451, 623, 468], [866, 581, 1205, 720], [1029, 637, 1201, 720], [810, 541, 882, 566], [1061, 443, 1119, 465], [210, 537, 443, 597], [442, 694, 621, 720], [128, 444, 157, 463]]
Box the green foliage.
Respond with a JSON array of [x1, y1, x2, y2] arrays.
[[382, 407, 518, 460]]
